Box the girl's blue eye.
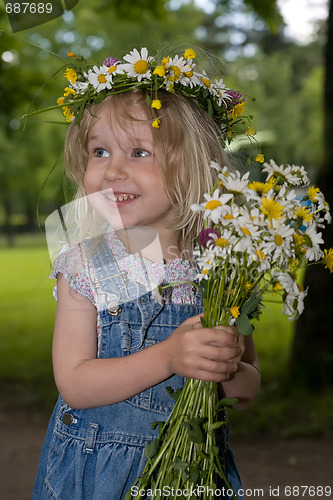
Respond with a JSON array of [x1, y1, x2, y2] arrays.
[[133, 148, 150, 158], [95, 148, 110, 158]]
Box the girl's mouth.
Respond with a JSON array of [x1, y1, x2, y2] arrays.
[[106, 193, 139, 202]]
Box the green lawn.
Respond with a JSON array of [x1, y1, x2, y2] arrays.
[[1, 235, 332, 435]]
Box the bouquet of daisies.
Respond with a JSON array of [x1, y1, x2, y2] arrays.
[[127, 160, 332, 500]]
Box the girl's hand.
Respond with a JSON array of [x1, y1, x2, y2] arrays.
[[164, 314, 245, 383]]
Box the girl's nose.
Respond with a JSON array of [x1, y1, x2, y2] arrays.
[[104, 157, 127, 182]]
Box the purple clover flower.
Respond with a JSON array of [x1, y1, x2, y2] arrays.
[[198, 228, 220, 248], [103, 57, 119, 67], [227, 90, 245, 107]]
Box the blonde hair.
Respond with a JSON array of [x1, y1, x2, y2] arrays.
[[64, 90, 230, 251]]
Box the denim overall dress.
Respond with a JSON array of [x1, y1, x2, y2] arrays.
[[32, 239, 243, 500]]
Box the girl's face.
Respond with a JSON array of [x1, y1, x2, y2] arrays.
[[84, 107, 178, 240]]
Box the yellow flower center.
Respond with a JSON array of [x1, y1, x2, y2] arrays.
[[185, 70, 193, 78], [205, 200, 222, 210], [274, 234, 283, 246], [98, 74, 107, 83], [241, 227, 251, 236], [134, 59, 148, 74], [224, 214, 234, 220], [169, 65, 181, 80], [108, 65, 117, 73], [255, 249, 266, 260], [201, 77, 211, 88], [215, 238, 229, 247]]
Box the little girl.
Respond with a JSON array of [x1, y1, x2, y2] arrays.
[[32, 47, 260, 499]]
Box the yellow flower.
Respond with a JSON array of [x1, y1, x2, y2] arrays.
[[184, 48, 197, 59], [62, 106, 74, 122], [246, 126, 256, 136], [152, 118, 161, 128], [245, 282, 252, 291], [248, 180, 273, 195], [201, 77, 211, 88], [230, 306, 240, 319], [67, 51, 76, 58], [108, 65, 117, 74], [230, 101, 245, 120], [153, 66, 166, 77], [273, 281, 283, 294], [324, 248, 333, 272], [255, 154, 265, 163], [261, 197, 283, 221], [64, 68, 77, 84], [64, 87, 75, 97], [161, 56, 169, 67], [151, 100, 162, 110], [307, 186, 320, 202], [289, 259, 299, 273], [57, 96, 65, 105], [294, 206, 313, 224]]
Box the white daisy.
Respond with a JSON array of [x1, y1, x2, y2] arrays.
[[165, 55, 192, 83], [122, 48, 153, 82], [288, 164, 310, 186], [210, 79, 232, 108], [88, 65, 113, 92], [265, 222, 295, 264], [262, 159, 300, 185], [191, 189, 233, 224], [283, 287, 308, 320], [247, 241, 272, 272], [303, 221, 324, 261], [218, 170, 250, 196]]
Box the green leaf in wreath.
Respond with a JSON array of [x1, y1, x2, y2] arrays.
[[236, 312, 254, 336]]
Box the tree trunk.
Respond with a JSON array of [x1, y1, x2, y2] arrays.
[[291, 0, 333, 387]]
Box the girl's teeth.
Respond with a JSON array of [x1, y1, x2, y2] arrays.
[[107, 193, 137, 202]]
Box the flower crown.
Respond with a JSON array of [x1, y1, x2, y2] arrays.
[[55, 47, 247, 140]]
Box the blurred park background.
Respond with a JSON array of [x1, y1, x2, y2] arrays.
[[1, 0, 333, 447]]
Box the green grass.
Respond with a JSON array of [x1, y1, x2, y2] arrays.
[[1, 235, 332, 435], [0, 235, 58, 410]]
